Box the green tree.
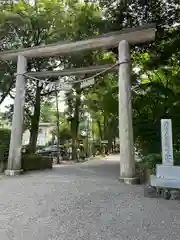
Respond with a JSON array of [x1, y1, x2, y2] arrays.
[[0, 0, 68, 153], [40, 101, 56, 123], [61, 1, 103, 160], [100, 0, 180, 157], [0, 0, 105, 157], [85, 72, 119, 150]]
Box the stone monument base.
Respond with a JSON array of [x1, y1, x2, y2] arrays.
[[156, 164, 180, 180], [119, 177, 139, 185], [150, 163, 180, 189], [150, 174, 180, 189], [148, 163, 180, 200], [4, 169, 23, 176]]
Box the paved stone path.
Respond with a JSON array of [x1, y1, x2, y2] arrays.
[[0, 155, 180, 240]]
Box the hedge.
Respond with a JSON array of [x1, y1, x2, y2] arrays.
[[22, 154, 53, 171], [0, 128, 11, 163], [0, 128, 53, 172]]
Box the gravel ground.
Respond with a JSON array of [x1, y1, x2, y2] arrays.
[[0, 155, 180, 240]]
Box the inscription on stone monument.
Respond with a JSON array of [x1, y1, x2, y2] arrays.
[[161, 119, 173, 166]]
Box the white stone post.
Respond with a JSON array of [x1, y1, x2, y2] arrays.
[[5, 55, 27, 176], [161, 119, 174, 166], [118, 40, 136, 184]]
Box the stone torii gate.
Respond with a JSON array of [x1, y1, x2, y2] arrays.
[[0, 24, 156, 183]]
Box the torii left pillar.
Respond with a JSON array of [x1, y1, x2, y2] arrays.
[[5, 55, 27, 176], [118, 40, 137, 184]]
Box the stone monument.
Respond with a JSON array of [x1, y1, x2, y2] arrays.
[[150, 119, 180, 189]]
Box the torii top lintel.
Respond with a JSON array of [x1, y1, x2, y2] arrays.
[[0, 24, 156, 61]]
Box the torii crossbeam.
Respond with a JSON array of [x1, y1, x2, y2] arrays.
[[0, 24, 155, 61]]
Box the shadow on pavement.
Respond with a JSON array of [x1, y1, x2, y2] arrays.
[[51, 159, 120, 180]]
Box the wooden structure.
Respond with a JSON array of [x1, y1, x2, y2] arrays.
[[0, 24, 155, 61], [0, 24, 156, 181], [27, 64, 119, 78]]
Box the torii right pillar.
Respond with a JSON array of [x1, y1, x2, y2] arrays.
[[118, 40, 137, 184]]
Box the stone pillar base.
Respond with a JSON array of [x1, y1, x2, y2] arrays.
[[119, 177, 139, 185], [4, 169, 23, 176]]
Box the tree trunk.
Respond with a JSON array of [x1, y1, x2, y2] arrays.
[[97, 120, 102, 140], [29, 85, 41, 153], [103, 114, 107, 140], [55, 86, 61, 164], [107, 119, 117, 153], [71, 84, 81, 161], [71, 119, 77, 161], [107, 136, 113, 153]]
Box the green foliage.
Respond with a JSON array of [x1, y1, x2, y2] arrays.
[[60, 127, 71, 141], [142, 153, 162, 173], [0, 128, 10, 162], [40, 102, 56, 123], [0, 0, 68, 152], [138, 152, 180, 174], [22, 154, 52, 171], [49, 111, 71, 142], [133, 65, 180, 155], [99, 0, 180, 156], [133, 115, 161, 156], [0, 0, 104, 155]]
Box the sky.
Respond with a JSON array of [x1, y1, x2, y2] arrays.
[[0, 96, 12, 112]]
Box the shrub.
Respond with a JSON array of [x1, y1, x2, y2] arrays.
[[174, 152, 180, 165], [142, 152, 180, 169], [136, 152, 180, 183], [142, 153, 162, 173], [135, 161, 147, 183], [22, 154, 53, 171], [0, 128, 11, 163]]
